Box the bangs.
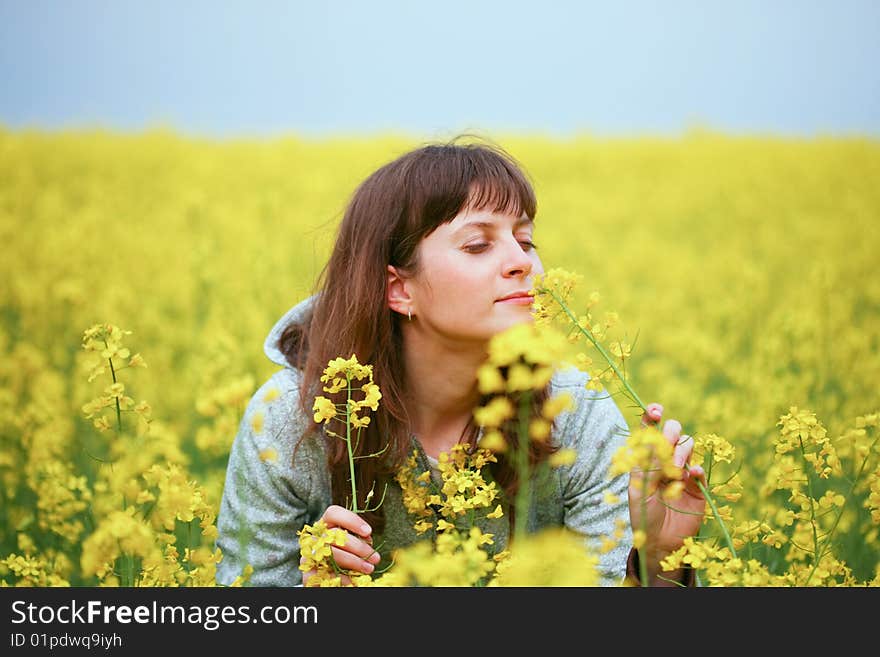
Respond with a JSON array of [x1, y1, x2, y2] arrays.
[[456, 143, 537, 221], [387, 139, 537, 266], [465, 176, 536, 221], [412, 141, 537, 225]]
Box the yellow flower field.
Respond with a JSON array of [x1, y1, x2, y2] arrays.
[[1, 127, 878, 586]]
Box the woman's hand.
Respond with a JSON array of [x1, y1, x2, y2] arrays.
[[628, 403, 707, 584], [300, 505, 381, 586]]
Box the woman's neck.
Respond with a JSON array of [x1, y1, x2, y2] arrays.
[[401, 331, 486, 459]]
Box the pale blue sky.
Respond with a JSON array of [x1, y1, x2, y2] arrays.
[[1, 0, 878, 137]]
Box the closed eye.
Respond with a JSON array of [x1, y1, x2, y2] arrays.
[[463, 240, 537, 254]]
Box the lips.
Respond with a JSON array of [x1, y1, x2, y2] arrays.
[[496, 291, 534, 303]]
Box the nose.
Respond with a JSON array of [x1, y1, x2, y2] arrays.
[[502, 239, 533, 278]]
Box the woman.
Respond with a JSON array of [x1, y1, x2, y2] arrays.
[[214, 137, 706, 587]]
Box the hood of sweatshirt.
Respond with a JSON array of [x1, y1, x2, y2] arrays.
[[263, 294, 317, 368]]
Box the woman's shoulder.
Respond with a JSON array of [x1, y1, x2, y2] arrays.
[[549, 366, 630, 448], [240, 366, 325, 461], [549, 365, 591, 391], [247, 367, 306, 422], [256, 366, 305, 402]]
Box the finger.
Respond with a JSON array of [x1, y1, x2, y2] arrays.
[[673, 433, 694, 469], [662, 419, 682, 447], [322, 529, 381, 565], [640, 403, 664, 427], [631, 414, 679, 496], [660, 419, 685, 480], [662, 419, 696, 472], [683, 464, 706, 499], [320, 506, 380, 563], [322, 505, 373, 541], [330, 545, 378, 574], [344, 532, 382, 564]]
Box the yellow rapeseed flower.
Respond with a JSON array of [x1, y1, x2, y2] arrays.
[[473, 396, 514, 428], [312, 396, 336, 423]]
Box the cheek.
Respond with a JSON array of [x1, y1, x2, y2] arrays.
[[437, 270, 482, 303], [416, 258, 471, 304], [427, 272, 488, 318], [429, 254, 479, 289]]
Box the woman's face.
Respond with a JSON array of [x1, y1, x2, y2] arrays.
[[406, 206, 544, 344]]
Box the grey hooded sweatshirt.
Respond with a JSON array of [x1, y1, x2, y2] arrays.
[[214, 296, 634, 587]]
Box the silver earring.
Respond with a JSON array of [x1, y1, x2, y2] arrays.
[[408, 309, 412, 321]]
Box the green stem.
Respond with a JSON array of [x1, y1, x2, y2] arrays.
[[798, 437, 821, 584], [346, 376, 358, 512], [513, 393, 532, 544], [546, 289, 645, 411], [695, 478, 737, 558], [639, 474, 649, 587], [105, 345, 122, 432], [803, 431, 879, 586], [544, 285, 742, 579]]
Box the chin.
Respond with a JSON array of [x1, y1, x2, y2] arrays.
[[495, 314, 535, 333]]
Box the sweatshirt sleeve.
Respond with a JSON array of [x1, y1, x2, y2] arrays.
[[551, 368, 633, 587], [214, 368, 329, 587]]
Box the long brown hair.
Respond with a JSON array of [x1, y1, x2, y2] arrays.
[[279, 135, 557, 531]]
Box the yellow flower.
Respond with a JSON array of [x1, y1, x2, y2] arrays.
[[359, 382, 382, 411], [476, 364, 505, 394], [320, 354, 374, 389], [507, 363, 536, 392], [548, 448, 576, 467], [609, 341, 631, 360], [632, 529, 646, 549], [530, 268, 583, 326], [312, 396, 336, 423], [529, 418, 551, 441], [695, 433, 736, 466], [479, 430, 507, 453], [776, 407, 828, 453], [600, 536, 618, 554], [541, 392, 573, 420], [661, 480, 685, 501], [350, 413, 370, 429], [133, 400, 151, 418], [492, 527, 598, 586], [610, 425, 679, 482], [585, 377, 604, 392], [474, 397, 514, 428]]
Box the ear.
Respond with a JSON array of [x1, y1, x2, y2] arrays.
[[386, 265, 413, 318]]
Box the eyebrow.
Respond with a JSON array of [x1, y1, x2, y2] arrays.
[[453, 216, 534, 236]]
